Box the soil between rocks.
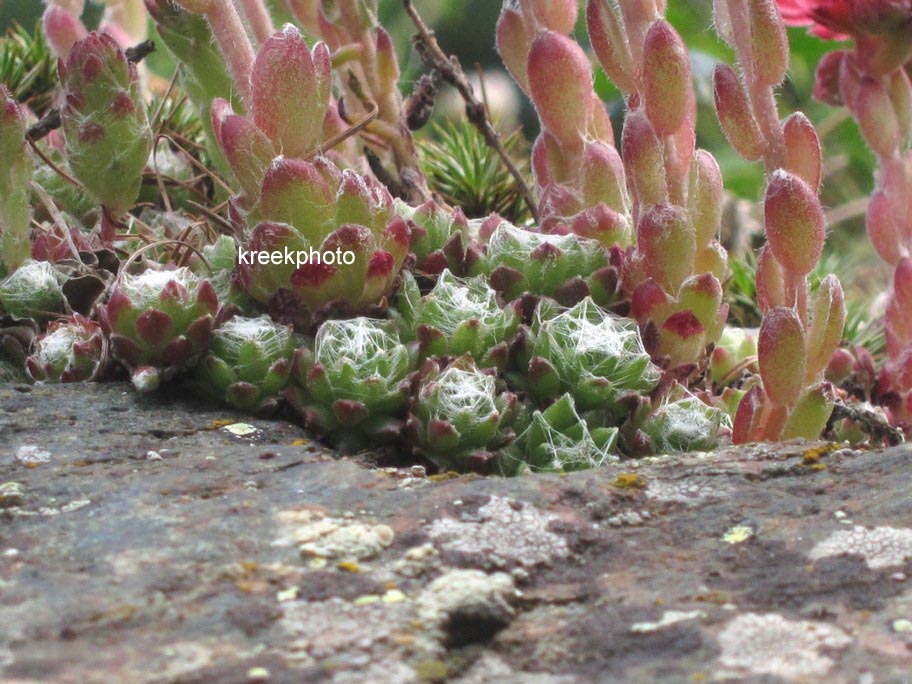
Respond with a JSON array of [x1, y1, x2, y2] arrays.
[[2, 382, 912, 683]]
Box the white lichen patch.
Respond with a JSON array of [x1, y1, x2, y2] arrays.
[[416, 569, 515, 633], [280, 597, 412, 666], [15, 445, 52, 466], [644, 477, 733, 506], [274, 509, 394, 562], [808, 526, 912, 570], [222, 422, 259, 437], [717, 613, 852, 680], [631, 609, 706, 634], [427, 496, 570, 569]]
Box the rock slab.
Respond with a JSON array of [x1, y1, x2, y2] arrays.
[[2, 383, 912, 683]]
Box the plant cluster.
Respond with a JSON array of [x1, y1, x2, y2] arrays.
[[0, 0, 907, 475]]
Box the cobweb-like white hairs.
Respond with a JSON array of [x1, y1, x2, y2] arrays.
[[645, 393, 732, 453], [422, 270, 507, 336], [537, 297, 660, 390], [120, 266, 199, 307], [523, 404, 618, 472], [429, 365, 498, 422], [487, 222, 578, 260], [33, 324, 80, 369], [315, 316, 408, 383], [0, 261, 63, 315], [215, 315, 292, 368]]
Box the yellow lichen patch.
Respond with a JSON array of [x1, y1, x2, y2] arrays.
[[415, 659, 447, 682], [694, 590, 732, 605], [337, 560, 362, 573], [723, 525, 754, 544], [428, 471, 461, 483], [611, 473, 647, 490], [353, 594, 380, 606], [277, 586, 299, 602], [802, 443, 839, 465]]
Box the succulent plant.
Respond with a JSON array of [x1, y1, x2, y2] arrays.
[[0, 22, 59, 116], [236, 157, 411, 323], [59, 32, 152, 239], [640, 392, 732, 454], [26, 313, 106, 382], [99, 267, 219, 391], [396, 269, 520, 371], [396, 199, 471, 278], [0, 85, 34, 276], [710, 326, 759, 387], [288, 316, 417, 450], [418, 121, 531, 224], [0, 260, 66, 320], [511, 393, 618, 472], [190, 314, 293, 413], [407, 355, 524, 473], [471, 221, 621, 306], [516, 297, 660, 415]]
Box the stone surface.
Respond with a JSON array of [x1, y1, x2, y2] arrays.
[[2, 382, 912, 683]]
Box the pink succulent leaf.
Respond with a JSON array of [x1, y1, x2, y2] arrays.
[[758, 307, 808, 406]]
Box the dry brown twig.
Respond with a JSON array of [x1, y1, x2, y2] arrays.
[[401, 0, 539, 223]]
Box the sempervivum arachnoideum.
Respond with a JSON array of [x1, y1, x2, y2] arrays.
[[287, 317, 417, 452], [514, 297, 660, 416], [511, 393, 619, 473], [99, 266, 219, 391], [26, 313, 106, 383], [190, 315, 294, 414], [470, 220, 621, 306], [395, 269, 520, 371], [639, 388, 732, 454], [0, 260, 66, 321], [406, 355, 525, 474], [236, 156, 410, 325], [395, 199, 471, 277]]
